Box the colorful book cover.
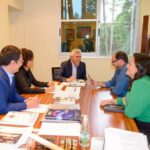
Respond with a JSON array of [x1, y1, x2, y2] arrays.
[[44, 109, 81, 122]]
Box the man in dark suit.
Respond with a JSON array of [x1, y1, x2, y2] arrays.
[[0, 45, 39, 114], [59, 49, 87, 82]]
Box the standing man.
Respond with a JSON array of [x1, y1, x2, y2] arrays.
[[59, 49, 87, 82], [0, 45, 39, 114], [94, 51, 129, 97]]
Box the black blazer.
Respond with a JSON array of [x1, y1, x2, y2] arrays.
[[15, 67, 48, 94], [58, 59, 87, 82]]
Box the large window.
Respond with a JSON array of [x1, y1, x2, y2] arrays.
[[60, 0, 139, 56]]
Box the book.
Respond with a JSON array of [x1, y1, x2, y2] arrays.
[[48, 104, 80, 110], [0, 126, 32, 149], [31, 134, 79, 150], [104, 104, 124, 113], [0, 111, 39, 126], [104, 127, 149, 150], [43, 109, 81, 123]]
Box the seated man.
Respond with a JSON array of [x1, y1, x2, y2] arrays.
[[94, 51, 129, 97], [58, 49, 87, 82], [0, 45, 39, 114]]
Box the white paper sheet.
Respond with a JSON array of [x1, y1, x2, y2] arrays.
[[39, 122, 80, 136], [90, 137, 104, 150], [104, 127, 149, 150], [23, 104, 49, 113]]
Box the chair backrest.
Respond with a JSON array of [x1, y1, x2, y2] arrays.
[[51, 67, 61, 81]]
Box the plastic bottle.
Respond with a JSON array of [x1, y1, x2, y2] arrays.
[[80, 115, 90, 148]]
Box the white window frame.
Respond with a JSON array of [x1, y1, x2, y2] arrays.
[[59, 0, 140, 57]]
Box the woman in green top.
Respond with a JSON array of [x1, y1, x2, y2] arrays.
[[101, 53, 150, 143]]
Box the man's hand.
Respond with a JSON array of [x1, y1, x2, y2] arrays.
[[26, 95, 39, 108], [66, 76, 76, 82], [93, 80, 105, 87], [45, 84, 55, 93], [100, 99, 116, 107]]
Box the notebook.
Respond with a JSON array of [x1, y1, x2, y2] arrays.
[[104, 104, 124, 113]]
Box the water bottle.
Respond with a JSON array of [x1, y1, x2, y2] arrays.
[[80, 115, 90, 148]]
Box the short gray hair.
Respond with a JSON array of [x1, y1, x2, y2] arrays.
[[70, 49, 81, 57]]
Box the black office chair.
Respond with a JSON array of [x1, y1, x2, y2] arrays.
[[51, 67, 61, 81]]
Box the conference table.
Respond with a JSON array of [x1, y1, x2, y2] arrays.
[[0, 83, 139, 149], [24, 84, 138, 134]]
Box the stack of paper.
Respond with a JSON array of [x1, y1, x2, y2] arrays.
[[53, 86, 81, 100], [61, 80, 85, 87], [48, 104, 80, 110], [0, 111, 39, 126], [104, 127, 149, 150], [24, 104, 49, 113]]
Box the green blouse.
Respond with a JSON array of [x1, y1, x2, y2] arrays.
[[117, 76, 150, 122]]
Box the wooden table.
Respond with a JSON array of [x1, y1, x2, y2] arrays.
[[0, 84, 139, 150], [22, 84, 138, 138]]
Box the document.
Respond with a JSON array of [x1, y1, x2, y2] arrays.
[[104, 127, 149, 150], [0, 111, 39, 126], [48, 104, 80, 110], [53, 87, 80, 100], [24, 104, 49, 113], [39, 122, 81, 136], [90, 137, 104, 150], [61, 80, 85, 87]]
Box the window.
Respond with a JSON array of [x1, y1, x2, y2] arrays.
[[60, 0, 139, 56]]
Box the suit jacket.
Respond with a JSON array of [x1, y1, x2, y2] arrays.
[[15, 67, 48, 94], [59, 59, 87, 81], [0, 67, 26, 114]]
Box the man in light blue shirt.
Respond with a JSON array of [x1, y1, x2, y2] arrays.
[[94, 51, 129, 97]]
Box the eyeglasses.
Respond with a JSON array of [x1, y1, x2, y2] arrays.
[[112, 59, 119, 63]]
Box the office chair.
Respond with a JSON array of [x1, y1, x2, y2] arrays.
[[51, 67, 61, 81]]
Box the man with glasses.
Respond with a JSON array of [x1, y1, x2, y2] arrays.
[[94, 51, 129, 97], [0, 45, 39, 114]]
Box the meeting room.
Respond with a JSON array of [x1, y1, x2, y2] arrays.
[[0, 0, 150, 150]]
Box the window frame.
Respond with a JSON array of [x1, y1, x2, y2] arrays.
[[59, 0, 140, 57]]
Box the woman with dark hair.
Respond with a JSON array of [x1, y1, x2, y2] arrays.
[[15, 48, 54, 94], [101, 53, 150, 143]]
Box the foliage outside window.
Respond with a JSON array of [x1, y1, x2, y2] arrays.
[[60, 0, 139, 56]]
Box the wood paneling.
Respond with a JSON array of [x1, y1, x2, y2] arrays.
[[141, 15, 149, 53]]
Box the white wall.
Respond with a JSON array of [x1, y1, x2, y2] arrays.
[[0, 0, 24, 49], [23, 0, 114, 81], [1, 0, 150, 82]]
